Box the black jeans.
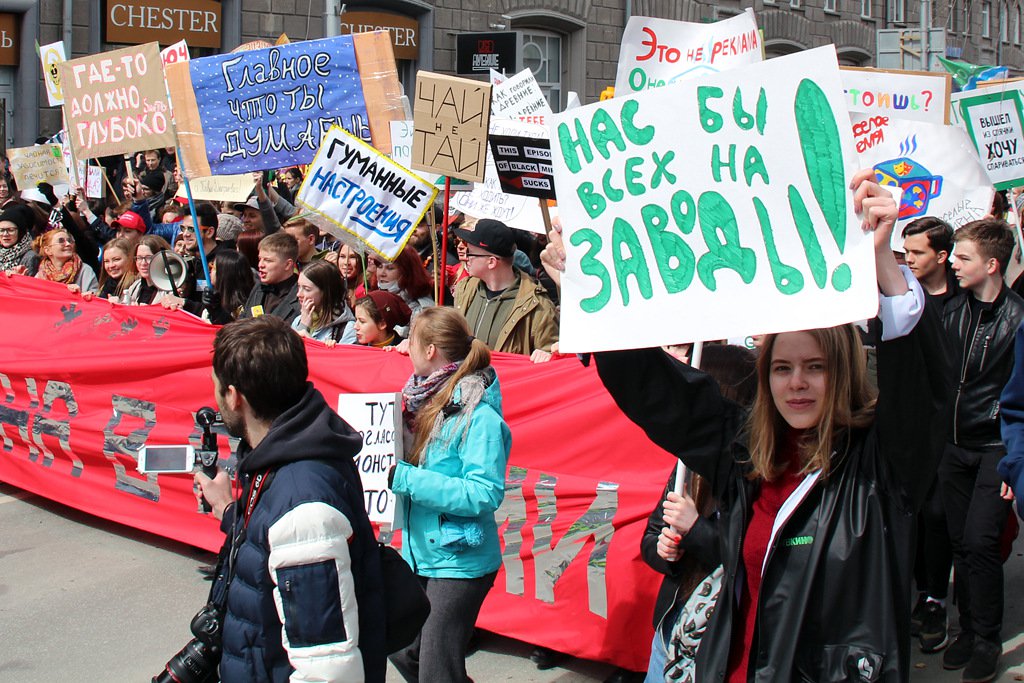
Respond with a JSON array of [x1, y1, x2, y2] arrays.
[[390, 571, 497, 683], [914, 478, 953, 600], [939, 443, 1012, 642]]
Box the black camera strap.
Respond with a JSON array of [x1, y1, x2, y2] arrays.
[[207, 468, 275, 610]]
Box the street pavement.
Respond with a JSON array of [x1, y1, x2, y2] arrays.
[[1, 481, 1022, 682]]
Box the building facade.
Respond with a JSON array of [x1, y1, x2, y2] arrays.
[[0, 0, 1021, 149]]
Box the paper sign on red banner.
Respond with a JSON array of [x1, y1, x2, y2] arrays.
[[0, 275, 669, 671]]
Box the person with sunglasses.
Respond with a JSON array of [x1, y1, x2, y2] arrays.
[[33, 228, 98, 294]]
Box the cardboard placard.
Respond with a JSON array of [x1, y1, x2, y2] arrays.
[[176, 174, 256, 202], [295, 125, 437, 261], [552, 46, 876, 352], [953, 85, 1024, 190], [488, 134, 556, 200], [336, 392, 401, 525], [411, 72, 491, 182], [852, 114, 993, 238], [166, 35, 370, 177], [6, 144, 68, 188], [614, 10, 761, 96], [59, 42, 176, 160], [840, 67, 951, 124]]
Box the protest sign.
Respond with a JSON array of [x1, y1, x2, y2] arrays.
[[351, 30, 405, 157], [852, 114, 993, 237], [488, 134, 556, 200], [6, 144, 68, 188], [337, 392, 401, 524], [491, 68, 551, 123], [614, 10, 761, 96], [551, 46, 876, 352], [161, 40, 190, 66], [952, 85, 1024, 190], [165, 35, 370, 178], [175, 174, 255, 202], [411, 72, 491, 182], [59, 43, 176, 160], [389, 120, 441, 186], [450, 119, 548, 234], [840, 67, 951, 124], [39, 41, 66, 106], [86, 165, 104, 199], [295, 125, 437, 261]]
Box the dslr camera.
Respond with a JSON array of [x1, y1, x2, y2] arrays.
[[152, 602, 224, 683]]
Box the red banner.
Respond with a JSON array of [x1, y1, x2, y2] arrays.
[[0, 275, 675, 671]]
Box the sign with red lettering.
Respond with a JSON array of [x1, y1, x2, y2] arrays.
[[105, 0, 221, 49], [853, 114, 993, 238], [0, 274, 667, 672], [59, 42, 175, 160], [614, 10, 762, 96], [161, 40, 190, 66]]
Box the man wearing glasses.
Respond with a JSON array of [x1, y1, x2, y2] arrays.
[[453, 219, 558, 362]]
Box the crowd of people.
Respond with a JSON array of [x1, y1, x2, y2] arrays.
[[6, 146, 1024, 683]]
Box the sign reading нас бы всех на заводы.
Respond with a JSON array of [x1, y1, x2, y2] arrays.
[[551, 45, 877, 353]]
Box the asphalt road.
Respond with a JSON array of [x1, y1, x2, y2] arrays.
[[1, 481, 1022, 682]]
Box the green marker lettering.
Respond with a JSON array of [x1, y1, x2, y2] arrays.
[[612, 217, 653, 306], [569, 228, 612, 312], [696, 191, 757, 291], [754, 197, 803, 295], [698, 86, 724, 133], [642, 204, 695, 293], [789, 185, 828, 289]]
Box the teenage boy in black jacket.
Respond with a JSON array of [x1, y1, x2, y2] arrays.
[[939, 218, 1024, 682]]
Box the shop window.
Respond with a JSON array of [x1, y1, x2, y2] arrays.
[[521, 30, 562, 111]]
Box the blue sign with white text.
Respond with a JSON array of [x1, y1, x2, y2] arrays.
[[187, 36, 370, 175]]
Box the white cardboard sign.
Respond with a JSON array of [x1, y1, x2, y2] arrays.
[[337, 392, 402, 525], [296, 125, 438, 260], [952, 84, 1024, 190], [852, 114, 993, 237], [552, 46, 877, 352], [614, 10, 761, 96]]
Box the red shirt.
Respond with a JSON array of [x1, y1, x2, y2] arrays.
[[727, 429, 806, 683]]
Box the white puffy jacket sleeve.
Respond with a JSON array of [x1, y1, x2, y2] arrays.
[[267, 502, 364, 683]]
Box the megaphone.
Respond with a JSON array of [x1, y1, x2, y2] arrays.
[[150, 249, 189, 296]]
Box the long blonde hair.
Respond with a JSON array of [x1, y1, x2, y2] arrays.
[[407, 307, 491, 466], [746, 324, 876, 481]]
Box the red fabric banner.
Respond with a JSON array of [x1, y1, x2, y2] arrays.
[[0, 275, 676, 671]]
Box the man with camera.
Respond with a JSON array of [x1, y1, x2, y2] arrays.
[[184, 316, 386, 682]]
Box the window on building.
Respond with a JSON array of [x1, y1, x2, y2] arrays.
[[952, 0, 961, 31], [964, 1, 972, 33], [1001, 3, 1009, 40], [790, 0, 802, 9], [889, 0, 905, 23], [521, 31, 562, 112], [861, 0, 872, 18], [824, 0, 836, 11], [983, 1, 992, 36], [1016, 7, 1022, 42]]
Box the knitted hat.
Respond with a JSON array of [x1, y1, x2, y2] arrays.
[[365, 290, 411, 331], [0, 203, 35, 237], [138, 172, 164, 193], [217, 213, 244, 241]]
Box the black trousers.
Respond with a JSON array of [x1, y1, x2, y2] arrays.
[[390, 571, 497, 683], [939, 443, 1013, 642], [914, 478, 953, 600]]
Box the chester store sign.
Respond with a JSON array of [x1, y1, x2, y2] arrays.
[[106, 0, 221, 49]]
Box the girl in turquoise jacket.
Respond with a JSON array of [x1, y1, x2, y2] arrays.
[[389, 306, 512, 683]]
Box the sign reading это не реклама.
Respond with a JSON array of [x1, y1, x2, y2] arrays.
[[551, 46, 878, 353]]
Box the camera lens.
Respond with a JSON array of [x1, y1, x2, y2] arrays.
[[152, 639, 220, 683]]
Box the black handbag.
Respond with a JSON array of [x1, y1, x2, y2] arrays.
[[378, 543, 431, 653]]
